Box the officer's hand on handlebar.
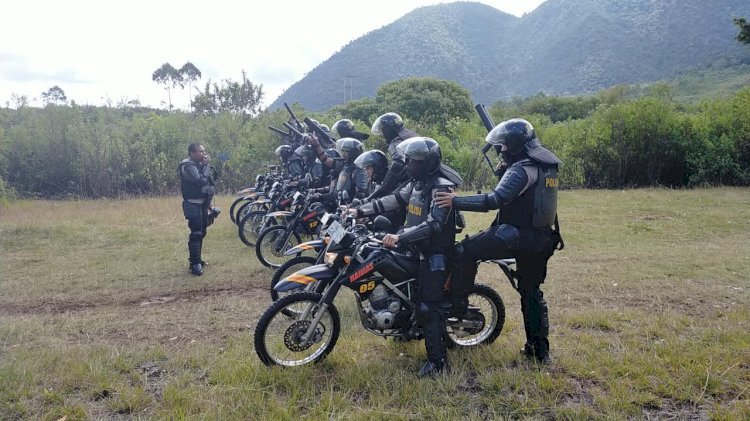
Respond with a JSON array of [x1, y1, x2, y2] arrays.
[[382, 234, 399, 248], [434, 191, 456, 208]]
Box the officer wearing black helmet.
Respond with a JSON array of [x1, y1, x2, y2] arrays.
[[331, 137, 369, 204], [179, 143, 217, 276], [275, 145, 303, 178], [349, 137, 464, 377], [330, 119, 370, 141], [435, 118, 563, 364], [367, 112, 419, 200], [355, 149, 405, 232]]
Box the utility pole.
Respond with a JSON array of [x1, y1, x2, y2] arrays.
[[344, 74, 353, 102]]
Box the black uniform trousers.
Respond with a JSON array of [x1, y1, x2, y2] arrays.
[[182, 200, 210, 265], [453, 226, 552, 357]]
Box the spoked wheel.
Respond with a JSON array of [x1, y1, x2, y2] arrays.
[[229, 197, 243, 224], [235, 200, 265, 226], [255, 225, 303, 268], [254, 292, 340, 367], [238, 210, 274, 247], [445, 283, 505, 348]]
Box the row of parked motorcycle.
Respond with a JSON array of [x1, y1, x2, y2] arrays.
[[229, 165, 521, 368]]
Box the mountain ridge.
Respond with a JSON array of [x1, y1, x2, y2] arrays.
[[270, 0, 750, 111]]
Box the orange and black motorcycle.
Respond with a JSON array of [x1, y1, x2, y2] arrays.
[[254, 216, 508, 367]]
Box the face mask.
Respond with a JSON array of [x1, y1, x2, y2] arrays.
[[407, 159, 427, 180]]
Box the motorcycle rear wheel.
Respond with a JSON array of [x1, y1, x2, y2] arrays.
[[254, 292, 340, 367], [445, 283, 505, 348]]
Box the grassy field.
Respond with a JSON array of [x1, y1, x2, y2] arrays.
[[1, 188, 749, 420]]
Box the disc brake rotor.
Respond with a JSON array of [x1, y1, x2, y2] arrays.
[[284, 320, 325, 351]]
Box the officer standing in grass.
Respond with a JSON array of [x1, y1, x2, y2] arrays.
[[179, 143, 217, 276], [435, 119, 563, 364]]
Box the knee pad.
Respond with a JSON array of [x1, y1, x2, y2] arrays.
[[416, 302, 434, 325], [189, 230, 204, 242]]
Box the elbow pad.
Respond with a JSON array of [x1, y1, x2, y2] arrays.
[[398, 222, 433, 244], [453, 194, 490, 212]]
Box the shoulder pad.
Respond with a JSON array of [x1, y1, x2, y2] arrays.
[[432, 177, 456, 187], [180, 158, 193, 165]]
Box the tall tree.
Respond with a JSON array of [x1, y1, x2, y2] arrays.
[[151, 63, 182, 110], [735, 17, 750, 45], [375, 77, 473, 129], [179, 62, 202, 111], [41, 85, 68, 105], [193, 70, 264, 118]]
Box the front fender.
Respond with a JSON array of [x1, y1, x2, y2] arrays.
[[283, 239, 325, 256], [266, 211, 293, 219], [275, 264, 335, 292], [235, 187, 256, 195]]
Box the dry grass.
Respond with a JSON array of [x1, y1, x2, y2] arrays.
[[1, 188, 749, 420]]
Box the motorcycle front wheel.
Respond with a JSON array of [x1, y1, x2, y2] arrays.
[[255, 225, 303, 268], [445, 283, 505, 348], [254, 292, 340, 367]]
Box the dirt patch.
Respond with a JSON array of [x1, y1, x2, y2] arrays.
[[0, 283, 271, 316]]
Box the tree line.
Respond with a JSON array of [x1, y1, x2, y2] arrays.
[[1, 76, 748, 202]]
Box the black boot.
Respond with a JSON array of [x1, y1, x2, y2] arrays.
[[188, 239, 203, 276], [416, 303, 448, 378], [418, 357, 449, 378], [520, 288, 550, 364]]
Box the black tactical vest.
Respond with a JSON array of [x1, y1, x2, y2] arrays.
[[179, 159, 204, 200], [499, 163, 558, 229]]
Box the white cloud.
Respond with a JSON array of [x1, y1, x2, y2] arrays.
[[0, 0, 546, 108]]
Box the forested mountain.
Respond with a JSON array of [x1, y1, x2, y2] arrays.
[[270, 0, 750, 111]]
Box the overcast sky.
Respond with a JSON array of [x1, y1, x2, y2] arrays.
[[0, 0, 546, 109]]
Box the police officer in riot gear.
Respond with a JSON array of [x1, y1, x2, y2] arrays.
[[350, 137, 464, 377], [368, 112, 419, 200], [179, 143, 216, 276], [435, 118, 563, 364], [355, 149, 405, 232], [275, 145, 303, 178], [294, 145, 316, 176], [330, 119, 370, 141], [332, 138, 369, 203], [354, 149, 388, 189]]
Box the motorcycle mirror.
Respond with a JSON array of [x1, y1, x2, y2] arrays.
[[372, 215, 392, 232]]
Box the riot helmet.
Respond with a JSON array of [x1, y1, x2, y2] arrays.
[[319, 123, 330, 133], [485, 118, 536, 156], [274, 145, 293, 162], [335, 138, 364, 163], [371, 112, 404, 142], [396, 137, 442, 179], [294, 145, 315, 164], [354, 150, 388, 182], [331, 119, 369, 141]]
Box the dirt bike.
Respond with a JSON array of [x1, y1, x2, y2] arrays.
[[254, 191, 327, 268], [254, 216, 506, 367]]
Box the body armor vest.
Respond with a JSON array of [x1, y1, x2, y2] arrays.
[[405, 183, 430, 228], [499, 163, 558, 229], [179, 159, 204, 200]]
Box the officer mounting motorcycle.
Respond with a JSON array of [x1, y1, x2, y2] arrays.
[[349, 137, 464, 377], [435, 118, 563, 364]]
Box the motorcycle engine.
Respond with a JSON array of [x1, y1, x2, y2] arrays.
[[364, 284, 402, 330]]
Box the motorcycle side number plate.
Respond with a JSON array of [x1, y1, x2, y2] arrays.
[[327, 220, 345, 244]]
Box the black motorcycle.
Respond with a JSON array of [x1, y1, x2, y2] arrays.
[[254, 216, 506, 367]]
